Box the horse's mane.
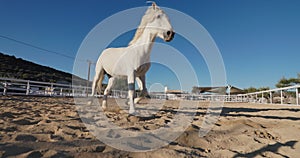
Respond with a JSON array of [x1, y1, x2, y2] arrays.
[[128, 6, 158, 46]]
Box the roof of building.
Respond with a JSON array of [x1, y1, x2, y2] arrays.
[[166, 90, 187, 94], [195, 85, 244, 94]]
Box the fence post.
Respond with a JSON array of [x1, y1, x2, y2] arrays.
[[270, 91, 272, 104], [256, 94, 258, 102], [280, 90, 283, 104], [50, 83, 54, 96], [296, 88, 299, 106], [3, 81, 7, 96], [60, 88, 63, 96], [26, 80, 30, 95]]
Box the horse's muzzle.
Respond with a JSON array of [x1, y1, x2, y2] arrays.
[[164, 30, 175, 42]]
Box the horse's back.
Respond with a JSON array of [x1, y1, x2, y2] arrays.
[[97, 47, 128, 76]]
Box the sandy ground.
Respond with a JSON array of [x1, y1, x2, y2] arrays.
[[0, 96, 300, 158]]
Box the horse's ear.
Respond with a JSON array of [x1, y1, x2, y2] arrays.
[[152, 2, 157, 10]]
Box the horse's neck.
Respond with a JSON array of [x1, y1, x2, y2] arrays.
[[131, 29, 156, 55]]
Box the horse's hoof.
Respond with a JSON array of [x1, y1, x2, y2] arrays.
[[128, 113, 138, 117], [128, 110, 136, 115], [134, 97, 142, 104]]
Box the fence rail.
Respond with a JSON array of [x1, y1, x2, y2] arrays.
[[1, 78, 299, 106], [237, 85, 300, 105], [0, 78, 89, 97]]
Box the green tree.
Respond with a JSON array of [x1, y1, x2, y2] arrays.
[[243, 87, 258, 93], [276, 74, 300, 88], [276, 77, 291, 88], [243, 87, 270, 98], [258, 87, 270, 91]]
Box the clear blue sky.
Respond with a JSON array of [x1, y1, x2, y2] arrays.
[[0, 0, 299, 91]]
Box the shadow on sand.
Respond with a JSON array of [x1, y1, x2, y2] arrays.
[[196, 106, 300, 121], [232, 140, 298, 158]]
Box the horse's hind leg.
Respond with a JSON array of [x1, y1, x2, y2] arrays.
[[88, 66, 104, 105], [102, 77, 115, 110], [135, 76, 149, 104], [91, 67, 104, 96]]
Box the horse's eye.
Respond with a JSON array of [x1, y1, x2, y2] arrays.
[[157, 15, 161, 18]]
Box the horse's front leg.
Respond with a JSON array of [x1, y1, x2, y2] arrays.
[[128, 72, 136, 114]]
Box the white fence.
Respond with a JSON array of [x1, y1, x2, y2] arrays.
[[0, 78, 89, 97], [1, 78, 299, 106], [108, 85, 300, 106], [237, 85, 300, 105]]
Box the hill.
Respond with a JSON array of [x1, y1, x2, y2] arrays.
[[0, 52, 85, 85]]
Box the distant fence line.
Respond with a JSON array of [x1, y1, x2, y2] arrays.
[[0, 78, 299, 105], [0, 77, 88, 97], [237, 85, 300, 105]]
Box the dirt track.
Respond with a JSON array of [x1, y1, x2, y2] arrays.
[[0, 96, 299, 157]]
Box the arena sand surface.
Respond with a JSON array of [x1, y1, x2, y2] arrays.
[[0, 96, 300, 158]]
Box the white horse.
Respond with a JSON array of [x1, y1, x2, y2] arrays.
[[90, 2, 174, 114]]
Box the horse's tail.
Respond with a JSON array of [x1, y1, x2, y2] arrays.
[[91, 64, 105, 96]]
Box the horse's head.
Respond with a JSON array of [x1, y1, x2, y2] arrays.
[[144, 2, 175, 42]]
